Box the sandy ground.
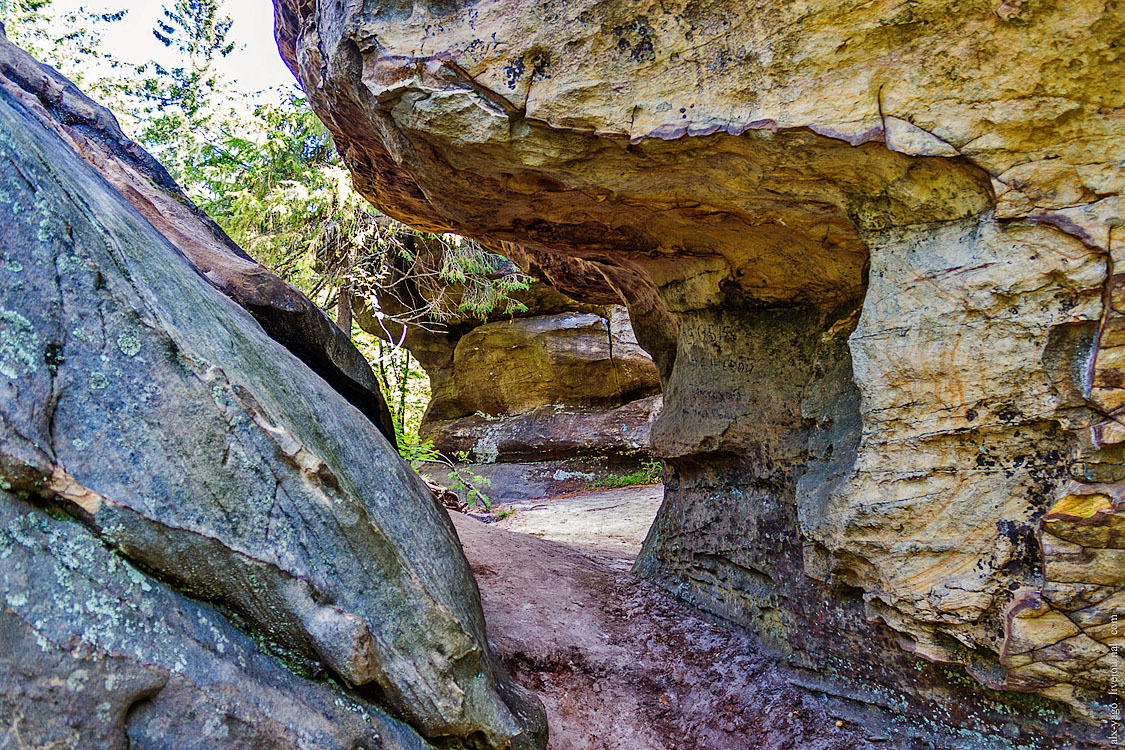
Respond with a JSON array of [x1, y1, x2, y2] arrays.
[[491, 484, 664, 567], [451, 486, 876, 750]]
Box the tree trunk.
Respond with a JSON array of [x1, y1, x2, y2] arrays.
[[398, 350, 411, 433], [336, 286, 353, 334]]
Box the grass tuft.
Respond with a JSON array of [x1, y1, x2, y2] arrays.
[[587, 459, 662, 489]]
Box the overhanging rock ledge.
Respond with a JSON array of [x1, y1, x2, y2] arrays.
[[275, 0, 1125, 745]]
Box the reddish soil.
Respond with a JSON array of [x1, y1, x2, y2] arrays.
[[451, 487, 877, 750]]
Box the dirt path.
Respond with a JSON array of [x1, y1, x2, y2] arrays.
[[451, 487, 875, 750]]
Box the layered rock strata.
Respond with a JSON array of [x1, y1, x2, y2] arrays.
[[0, 35, 546, 750], [275, 0, 1124, 743], [359, 259, 661, 465]]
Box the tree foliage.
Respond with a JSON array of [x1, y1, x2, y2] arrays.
[[1, 0, 126, 98], [180, 93, 530, 328], [130, 0, 235, 181], [153, 0, 233, 67]]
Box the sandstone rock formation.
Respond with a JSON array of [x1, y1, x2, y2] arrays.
[[0, 34, 545, 750], [423, 393, 662, 465], [276, 0, 1123, 744], [358, 251, 661, 466], [438, 307, 657, 420]]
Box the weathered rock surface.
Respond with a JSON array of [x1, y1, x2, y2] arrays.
[[0, 492, 431, 750], [277, 0, 1124, 741], [0, 38, 545, 749], [0, 32, 396, 444], [424, 394, 661, 464], [448, 310, 657, 417]]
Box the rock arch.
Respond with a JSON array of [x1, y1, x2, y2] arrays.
[[275, 0, 1123, 742]]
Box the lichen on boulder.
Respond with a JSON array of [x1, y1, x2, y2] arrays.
[[0, 491, 433, 750]]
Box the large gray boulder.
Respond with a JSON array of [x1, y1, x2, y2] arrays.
[[0, 37, 545, 750], [0, 491, 431, 750]]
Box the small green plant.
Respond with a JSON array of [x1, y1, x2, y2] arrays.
[[587, 458, 663, 489], [496, 508, 516, 521], [397, 433, 442, 465], [448, 450, 492, 509], [397, 441, 493, 509]]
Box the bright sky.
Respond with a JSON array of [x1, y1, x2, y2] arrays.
[[52, 0, 297, 97]]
